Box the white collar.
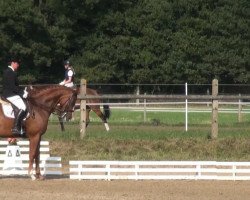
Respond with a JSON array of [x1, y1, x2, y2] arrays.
[[8, 65, 15, 71]]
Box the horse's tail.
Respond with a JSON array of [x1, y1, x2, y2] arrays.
[[103, 104, 111, 119]]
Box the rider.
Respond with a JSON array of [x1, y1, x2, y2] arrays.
[[59, 60, 75, 88], [2, 58, 28, 136]]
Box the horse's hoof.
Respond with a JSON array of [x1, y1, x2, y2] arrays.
[[36, 174, 45, 180], [29, 170, 45, 180], [30, 174, 45, 181], [30, 174, 36, 180], [29, 170, 36, 180]]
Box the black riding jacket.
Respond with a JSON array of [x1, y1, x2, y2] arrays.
[[2, 67, 24, 98]]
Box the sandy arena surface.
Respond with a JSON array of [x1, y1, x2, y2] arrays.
[[0, 176, 249, 200]]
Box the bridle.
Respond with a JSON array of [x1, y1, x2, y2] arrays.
[[53, 93, 76, 116]]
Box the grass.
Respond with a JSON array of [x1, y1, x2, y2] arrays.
[[44, 108, 250, 163]]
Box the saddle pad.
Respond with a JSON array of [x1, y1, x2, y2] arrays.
[[1, 103, 15, 118]]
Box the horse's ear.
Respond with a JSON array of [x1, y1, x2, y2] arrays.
[[26, 85, 34, 93]]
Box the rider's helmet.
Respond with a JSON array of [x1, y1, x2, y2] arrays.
[[9, 56, 21, 64], [9, 55, 21, 63], [64, 60, 70, 66]]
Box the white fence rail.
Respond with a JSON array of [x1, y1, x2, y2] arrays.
[[0, 157, 62, 175], [69, 160, 250, 181], [0, 140, 50, 156], [0, 140, 62, 176]]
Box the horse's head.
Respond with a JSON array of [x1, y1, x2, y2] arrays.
[[27, 85, 77, 117], [56, 89, 77, 120]]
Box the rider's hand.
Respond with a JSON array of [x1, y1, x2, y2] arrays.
[[23, 87, 28, 98], [59, 81, 65, 86]]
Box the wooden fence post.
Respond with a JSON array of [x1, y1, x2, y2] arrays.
[[80, 79, 87, 139], [211, 79, 218, 139]]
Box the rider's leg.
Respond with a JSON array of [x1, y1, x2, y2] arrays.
[[7, 95, 27, 136], [12, 109, 26, 135]]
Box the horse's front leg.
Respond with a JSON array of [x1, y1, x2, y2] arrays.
[[58, 116, 65, 132], [28, 136, 44, 180], [34, 142, 44, 180]]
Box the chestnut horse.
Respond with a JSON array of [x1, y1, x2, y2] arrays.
[[59, 87, 111, 132], [0, 85, 77, 180]]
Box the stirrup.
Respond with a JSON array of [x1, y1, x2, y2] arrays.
[[12, 128, 26, 137], [12, 128, 21, 135]]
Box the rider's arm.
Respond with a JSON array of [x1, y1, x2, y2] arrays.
[[63, 76, 72, 84], [59, 79, 66, 85]]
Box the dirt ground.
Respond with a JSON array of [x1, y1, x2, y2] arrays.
[[0, 176, 249, 200]]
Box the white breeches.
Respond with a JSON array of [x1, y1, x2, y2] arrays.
[[65, 82, 74, 88], [7, 95, 26, 111]]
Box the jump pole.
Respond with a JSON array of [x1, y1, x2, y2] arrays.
[[79, 79, 87, 139]]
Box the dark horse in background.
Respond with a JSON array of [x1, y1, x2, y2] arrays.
[[59, 87, 111, 132], [0, 85, 77, 180]]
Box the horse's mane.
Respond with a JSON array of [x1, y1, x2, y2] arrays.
[[28, 85, 73, 98]]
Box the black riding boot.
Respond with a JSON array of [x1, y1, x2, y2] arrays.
[[12, 109, 26, 136]]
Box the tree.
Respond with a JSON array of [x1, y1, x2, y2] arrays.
[[0, 0, 249, 86], [0, 0, 54, 83], [166, 0, 250, 84]]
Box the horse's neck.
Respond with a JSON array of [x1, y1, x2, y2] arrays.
[[31, 87, 68, 101], [29, 87, 69, 112], [31, 93, 60, 105]]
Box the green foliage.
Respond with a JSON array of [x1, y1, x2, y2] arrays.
[[0, 0, 249, 85]]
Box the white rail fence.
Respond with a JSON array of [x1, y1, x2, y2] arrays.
[[69, 160, 250, 181], [0, 140, 62, 176]]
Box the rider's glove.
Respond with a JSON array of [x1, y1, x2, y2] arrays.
[[59, 81, 65, 86], [23, 87, 28, 98]]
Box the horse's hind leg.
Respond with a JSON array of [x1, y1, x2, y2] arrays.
[[86, 107, 91, 128], [92, 107, 110, 131]]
